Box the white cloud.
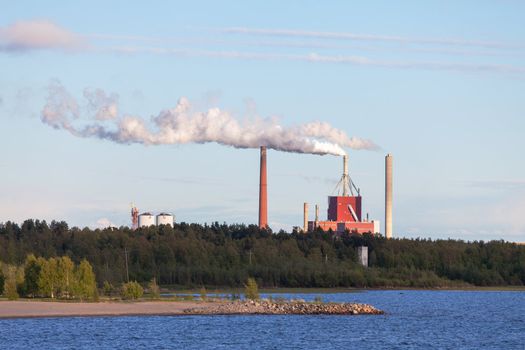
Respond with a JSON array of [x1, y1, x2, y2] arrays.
[[95, 218, 116, 229], [0, 19, 84, 51]]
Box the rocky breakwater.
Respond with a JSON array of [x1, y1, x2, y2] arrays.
[[184, 300, 384, 315]]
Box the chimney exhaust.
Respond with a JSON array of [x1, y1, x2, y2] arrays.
[[258, 146, 268, 228]]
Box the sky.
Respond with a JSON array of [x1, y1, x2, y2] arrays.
[[0, 1, 524, 241]]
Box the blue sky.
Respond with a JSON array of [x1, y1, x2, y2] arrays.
[[1, 1, 524, 241]]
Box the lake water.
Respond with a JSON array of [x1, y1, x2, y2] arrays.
[[1, 290, 523, 349]]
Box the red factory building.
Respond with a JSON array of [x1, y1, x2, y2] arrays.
[[305, 156, 380, 234]]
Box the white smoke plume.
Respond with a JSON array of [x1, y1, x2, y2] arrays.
[[83, 88, 119, 120], [41, 82, 378, 156]]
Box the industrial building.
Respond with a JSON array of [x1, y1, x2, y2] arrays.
[[131, 207, 175, 228], [256, 145, 392, 237], [304, 155, 381, 235]]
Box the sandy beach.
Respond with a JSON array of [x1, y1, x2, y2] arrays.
[[0, 300, 214, 319], [0, 300, 384, 318]]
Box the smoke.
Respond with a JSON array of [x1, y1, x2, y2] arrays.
[[41, 82, 378, 156], [83, 88, 119, 120]]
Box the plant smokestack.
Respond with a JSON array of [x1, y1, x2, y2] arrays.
[[303, 202, 309, 232], [259, 146, 268, 229], [385, 153, 393, 239]]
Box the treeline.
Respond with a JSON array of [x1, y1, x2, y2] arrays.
[[0, 220, 524, 288], [0, 255, 97, 300]]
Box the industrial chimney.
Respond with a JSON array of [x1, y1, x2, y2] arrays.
[[315, 204, 319, 229], [258, 146, 268, 228], [342, 155, 349, 196], [385, 154, 393, 239], [303, 202, 309, 232]]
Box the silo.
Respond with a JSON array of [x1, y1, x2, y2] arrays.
[[156, 213, 174, 227], [138, 212, 155, 227]]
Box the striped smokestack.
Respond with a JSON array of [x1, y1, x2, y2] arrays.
[[385, 154, 393, 239], [258, 146, 268, 228]]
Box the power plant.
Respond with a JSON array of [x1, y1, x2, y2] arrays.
[[255, 146, 394, 237], [303, 155, 381, 234], [130, 146, 392, 237]]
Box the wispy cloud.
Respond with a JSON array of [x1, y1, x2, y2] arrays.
[[466, 179, 525, 191], [139, 175, 224, 186], [2, 19, 524, 77], [106, 46, 525, 76], [222, 27, 525, 50], [0, 19, 85, 52]]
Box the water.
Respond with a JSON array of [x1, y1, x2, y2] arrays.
[[1, 291, 523, 349]]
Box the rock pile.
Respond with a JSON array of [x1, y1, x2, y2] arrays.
[[184, 300, 383, 315]]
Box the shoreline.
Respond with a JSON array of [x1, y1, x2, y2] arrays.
[[0, 300, 383, 319], [164, 286, 525, 294], [0, 300, 213, 319]]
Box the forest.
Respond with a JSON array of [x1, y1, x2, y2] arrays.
[[0, 219, 524, 289]]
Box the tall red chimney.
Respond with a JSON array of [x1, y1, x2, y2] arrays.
[[258, 146, 268, 228]]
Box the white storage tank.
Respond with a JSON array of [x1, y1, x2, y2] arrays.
[[156, 213, 174, 227], [138, 212, 156, 227]]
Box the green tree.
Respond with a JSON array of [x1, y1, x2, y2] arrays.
[[38, 257, 59, 298], [148, 277, 160, 299], [22, 254, 42, 297], [74, 259, 97, 301], [121, 281, 143, 300], [244, 277, 259, 300], [4, 265, 19, 300], [58, 256, 75, 298]]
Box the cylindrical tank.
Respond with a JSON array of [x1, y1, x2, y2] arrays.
[[156, 213, 174, 227], [138, 212, 155, 227]]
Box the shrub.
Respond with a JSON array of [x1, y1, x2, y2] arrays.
[[148, 278, 160, 299], [244, 277, 259, 300], [121, 281, 144, 300], [103, 281, 115, 297], [199, 287, 207, 301]]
